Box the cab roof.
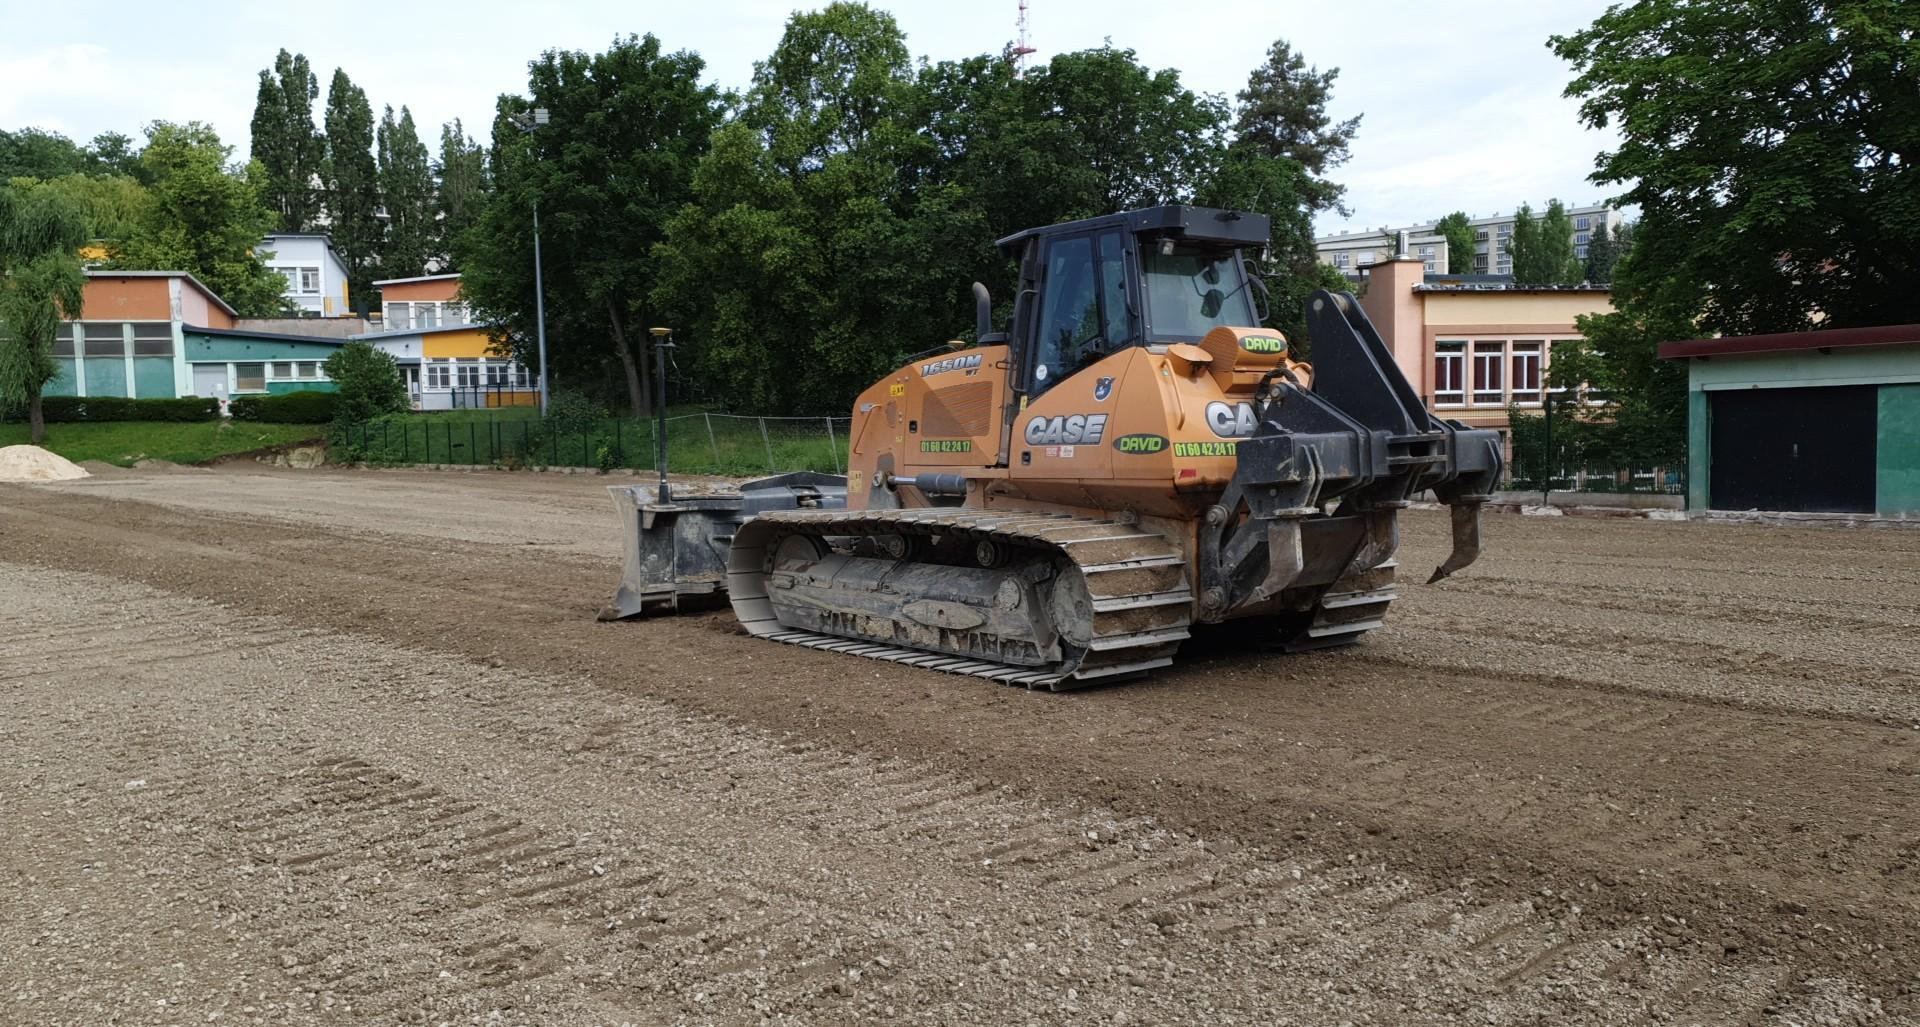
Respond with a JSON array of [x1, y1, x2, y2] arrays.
[[994, 205, 1272, 256]]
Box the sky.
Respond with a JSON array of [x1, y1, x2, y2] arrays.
[[0, 0, 1624, 238]]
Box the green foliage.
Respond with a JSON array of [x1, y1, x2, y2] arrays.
[[1582, 221, 1633, 283], [458, 33, 725, 416], [0, 128, 143, 181], [115, 121, 288, 316], [322, 341, 407, 425], [1542, 305, 1693, 467], [228, 390, 338, 423], [323, 69, 383, 312], [17, 173, 149, 241], [1231, 39, 1361, 216], [1552, 0, 1920, 332], [434, 120, 489, 270], [1434, 211, 1476, 274], [249, 49, 325, 232], [1506, 200, 1582, 284], [1196, 149, 1336, 346], [377, 106, 435, 278], [37, 395, 219, 422], [0, 184, 89, 442], [0, 419, 322, 466]]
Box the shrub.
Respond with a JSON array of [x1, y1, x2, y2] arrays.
[[322, 342, 407, 426], [39, 395, 219, 422], [229, 390, 338, 424]]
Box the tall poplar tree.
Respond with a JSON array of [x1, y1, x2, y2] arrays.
[[433, 120, 489, 271], [249, 49, 324, 232], [377, 106, 435, 279], [322, 69, 382, 313]]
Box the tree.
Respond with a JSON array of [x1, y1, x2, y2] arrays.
[[434, 120, 489, 270], [1435, 211, 1476, 274], [0, 185, 88, 444], [117, 121, 288, 316], [1583, 221, 1634, 283], [377, 105, 435, 279], [1552, 0, 1920, 333], [322, 69, 382, 312], [1196, 150, 1345, 347], [1507, 200, 1581, 284], [85, 133, 142, 179], [1231, 39, 1361, 215], [249, 49, 324, 232], [19, 174, 149, 242], [460, 34, 724, 416], [321, 340, 407, 426]]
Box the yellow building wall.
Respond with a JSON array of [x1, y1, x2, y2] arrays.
[[1423, 292, 1614, 328], [421, 327, 501, 359]]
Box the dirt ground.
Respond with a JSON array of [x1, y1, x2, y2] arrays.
[[2, 465, 1916, 1026]]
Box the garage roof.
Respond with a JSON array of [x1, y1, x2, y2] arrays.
[[1660, 323, 1920, 359]]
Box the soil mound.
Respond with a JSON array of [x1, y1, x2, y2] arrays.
[[0, 445, 89, 483]]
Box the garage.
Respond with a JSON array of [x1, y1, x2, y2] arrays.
[[1662, 325, 1920, 519]]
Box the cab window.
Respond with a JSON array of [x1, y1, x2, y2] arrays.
[[1031, 231, 1132, 396], [1141, 247, 1256, 342]]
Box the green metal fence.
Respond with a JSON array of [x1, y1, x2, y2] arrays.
[[339, 412, 851, 475]]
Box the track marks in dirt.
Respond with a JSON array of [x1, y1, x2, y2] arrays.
[[4, 562, 1899, 1026]]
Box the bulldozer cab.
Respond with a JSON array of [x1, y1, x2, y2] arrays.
[[1000, 205, 1268, 402]]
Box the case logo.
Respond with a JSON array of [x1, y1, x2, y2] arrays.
[[1205, 400, 1260, 438], [1240, 335, 1287, 355], [1112, 433, 1168, 454], [1024, 413, 1108, 446], [1093, 376, 1114, 401]]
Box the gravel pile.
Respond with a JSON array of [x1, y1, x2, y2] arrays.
[[0, 445, 89, 483]]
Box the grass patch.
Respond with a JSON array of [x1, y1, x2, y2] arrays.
[[0, 421, 324, 467]]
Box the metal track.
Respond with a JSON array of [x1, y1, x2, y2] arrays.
[[727, 508, 1194, 691]]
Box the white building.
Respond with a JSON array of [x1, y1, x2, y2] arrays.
[[1316, 203, 1626, 278], [260, 234, 353, 317]]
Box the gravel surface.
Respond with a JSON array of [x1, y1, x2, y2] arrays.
[[2, 466, 1917, 1025]]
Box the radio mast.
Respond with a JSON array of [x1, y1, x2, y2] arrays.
[[1012, 0, 1037, 76]]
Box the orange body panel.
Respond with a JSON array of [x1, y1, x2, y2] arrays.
[[845, 326, 1311, 525]]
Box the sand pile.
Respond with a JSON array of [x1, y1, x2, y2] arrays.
[[0, 445, 90, 483]]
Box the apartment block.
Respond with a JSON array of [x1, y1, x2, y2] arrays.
[[1315, 203, 1625, 277], [261, 233, 353, 317]]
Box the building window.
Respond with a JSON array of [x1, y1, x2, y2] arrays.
[[1472, 341, 1504, 405], [81, 322, 127, 357], [513, 364, 532, 388], [443, 302, 467, 325], [387, 302, 411, 329], [235, 363, 266, 392], [131, 323, 172, 356], [1574, 231, 1591, 246], [1510, 342, 1543, 405], [298, 361, 319, 378], [455, 359, 480, 389], [1575, 216, 1592, 231], [1418, 244, 1437, 273], [1474, 229, 1488, 241], [1434, 342, 1466, 406], [298, 268, 321, 294], [1332, 252, 1350, 270], [426, 361, 451, 389], [53, 324, 75, 357]]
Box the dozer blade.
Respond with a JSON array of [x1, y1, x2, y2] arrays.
[[599, 472, 848, 621]]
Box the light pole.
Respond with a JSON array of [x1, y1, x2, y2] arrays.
[[508, 107, 552, 416], [648, 327, 673, 501]]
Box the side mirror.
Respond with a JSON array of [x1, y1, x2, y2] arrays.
[[1201, 289, 1224, 319]]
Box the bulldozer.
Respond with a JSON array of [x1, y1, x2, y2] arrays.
[[605, 205, 1502, 689]]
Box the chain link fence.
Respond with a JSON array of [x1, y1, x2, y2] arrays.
[[338, 412, 851, 476]]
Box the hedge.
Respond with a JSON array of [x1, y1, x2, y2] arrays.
[[40, 396, 219, 423], [229, 391, 339, 424]]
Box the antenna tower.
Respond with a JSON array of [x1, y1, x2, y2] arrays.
[[1012, 0, 1036, 75]]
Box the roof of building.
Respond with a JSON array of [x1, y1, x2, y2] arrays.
[[349, 322, 493, 341], [372, 273, 462, 286], [1414, 282, 1611, 294], [184, 325, 350, 345], [1659, 323, 1920, 360], [262, 232, 336, 241], [85, 269, 240, 318]]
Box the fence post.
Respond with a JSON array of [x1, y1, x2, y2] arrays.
[[469, 422, 477, 465], [614, 420, 624, 468], [522, 420, 530, 466], [705, 412, 720, 466], [824, 417, 841, 473], [582, 419, 591, 468], [759, 417, 776, 472], [382, 420, 390, 455]]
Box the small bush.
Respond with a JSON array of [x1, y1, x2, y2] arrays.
[[322, 342, 407, 426], [40, 396, 220, 423], [230, 390, 339, 424]]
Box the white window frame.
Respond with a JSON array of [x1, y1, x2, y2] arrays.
[[425, 360, 451, 390], [1471, 341, 1505, 406], [1434, 342, 1466, 407], [1510, 342, 1544, 407]]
